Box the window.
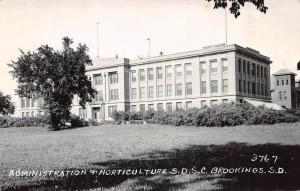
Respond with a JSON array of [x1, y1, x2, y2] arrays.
[[222, 79, 228, 93], [282, 80, 284, 85], [108, 106, 117, 117], [261, 67, 263, 78], [148, 104, 154, 111], [257, 65, 260, 77], [243, 60, 246, 73], [277, 80, 280, 86], [109, 72, 118, 84], [186, 101, 192, 109], [248, 81, 251, 94], [166, 65, 172, 80], [222, 99, 228, 104], [131, 70, 136, 82], [21, 98, 25, 108], [176, 83, 182, 96], [131, 105, 136, 112], [279, 91, 282, 100], [31, 98, 35, 107], [147, 68, 154, 81], [251, 63, 256, 76], [186, 83, 192, 95], [157, 85, 163, 97], [79, 108, 87, 119], [156, 67, 163, 80], [157, 103, 164, 111], [94, 90, 103, 102], [211, 80, 218, 93], [139, 87, 145, 99], [243, 80, 246, 93], [201, 100, 207, 107], [176, 102, 182, 110], [247, 62, 250, 75], [140, 104, 145, 112], [222, 59, 228, 72], [22, 112, 25, 118], [257, 83, 260, 95], [283, 91, 287, 100], [175, 64, 182, 78], [252, 82, 256, 94], [110, 89, 119, 100], [286, 79, 289, 85], [261, 84, 264, 96], [139, 69, 145, 81], [264, 67, 267, 79], [210, 100, 218, 106], [131, 88, 137, 99], [210, 60, 217, 73], [26, 112, 30, 117], [185, 63, 192, 78], [238, 59, 241, 72], [93, 74, 103, 85], [200, 62, 206, 74], [166, 84, 172, 97], [201, 81, 207, 94], [166, 103, 172, 113], [26, 98, 30, 107], [148, 86, 154, 98], [31, 111, 34, 117], [238, 80, 242, 92]]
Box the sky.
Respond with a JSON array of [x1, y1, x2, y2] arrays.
[[1, 0, 300, 104]]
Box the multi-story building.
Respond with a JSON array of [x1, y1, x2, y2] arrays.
[[19, 97, 44, 117], [18, 44, 272, 120]]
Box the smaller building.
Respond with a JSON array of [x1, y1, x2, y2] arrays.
[[19, 97, 45, 117], [271, 68, 297, 109]]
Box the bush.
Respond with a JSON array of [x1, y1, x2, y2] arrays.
[[70, 115, 86, 128], [0, 115, 51, 128]]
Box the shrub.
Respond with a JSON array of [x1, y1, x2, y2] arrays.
[[70, 115, 85, 128], [0, 116, 51, 128]]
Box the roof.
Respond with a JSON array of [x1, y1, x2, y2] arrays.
[[244, 99, 284, 110], [86, 57, 130, 71], [273, 68, 296, 76]]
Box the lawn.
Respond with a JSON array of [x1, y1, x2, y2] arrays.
[[1, 123, 300, 190]]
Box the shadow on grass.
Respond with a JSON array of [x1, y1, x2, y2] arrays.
[[4, 142, 300, 191]]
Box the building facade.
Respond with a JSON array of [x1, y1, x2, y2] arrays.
[[19, 44, 272, 120]]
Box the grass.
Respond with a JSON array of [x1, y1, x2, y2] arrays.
[[1, 123, 300, 190]]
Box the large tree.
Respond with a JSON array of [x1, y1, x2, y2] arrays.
[[9, 37, 96, 130], [0, 92, 15, 115], [206, 0, 268, 18]]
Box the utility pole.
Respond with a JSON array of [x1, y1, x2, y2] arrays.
[[225, 9, 228, 45], [147, 38, 151, 57]]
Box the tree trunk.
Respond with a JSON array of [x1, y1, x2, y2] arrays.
[[50, 112, 60, 130]]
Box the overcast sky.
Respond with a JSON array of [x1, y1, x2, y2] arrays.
[[1, 0, 300, 103]]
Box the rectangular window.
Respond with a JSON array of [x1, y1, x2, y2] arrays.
[[257, 83, 260, 95], [94, 90, 103, 102], [222, 79, 228, 93], [222, 59, 228, 72], [109, 72, 118, 84], [201, 81, 207, 94], [252, 82, 256, 94], [186, 101, 192, 109], [222, 99, 228, 104], [148, 86, 154, 98], [185, 63, 192, 78], [176, 83, 182, 96], [139, 69, 145, 81], [110, 89, 119, 100], [282, 80, 284, 85], [261, 67, 264, 78], [166, 65, 172, 80], [277, 80, 279, 86], [210, 60, 217, 73], [131, 88, 137, 99], [175, 64, 182, 78], [243, 80, 246, 93], [140, 104, 145, 112], [166, 103, 172, 113], [238, 59, 241, 72], [238, 80, 242, 92], [200, 62, 206, 74], [21, 98, 25, 108], [131, 70, 136, 82], [93, 74, 103, 85], [201, 100, 207, 108], [31, 111, 34, 117], [26, 112, 30, 117], [261, 84, 264, 96], [108, 106, 117, 118], [157, 85, 163, 97], [166, 84, 172, 97], [257, 65, 260, 77], [148, 104, 154, 111], [157, 103, 164, 111], [26, 98, 30, 108], [147, 68, 154, 81], [248, 81, 251, 94], [211, 80, 218, 93], [210, 100, 218, 106], [283, 91, 287, 100], [186, 82, 192, 95], [131, 105, 136, 112], [279, 91, 282, 100], [247, 62, 250, 75], [22, 112, 25, 118], [286, 79, 289, 85], [251, 63, 256, 76], [176, 102, 182, 110], [264, 67, 267, 79], [79, 108, 87, 119], [139, 87, 145, 99], [156, 67, 163, 80], [243, 60, 246, 73]]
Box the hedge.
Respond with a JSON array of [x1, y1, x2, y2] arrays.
[[112, 103, 298, 127]]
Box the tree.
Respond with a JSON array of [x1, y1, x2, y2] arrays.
[[0, 92, 15, 115], [206, 0, 268, 18], [9, 37, 96, 130]]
